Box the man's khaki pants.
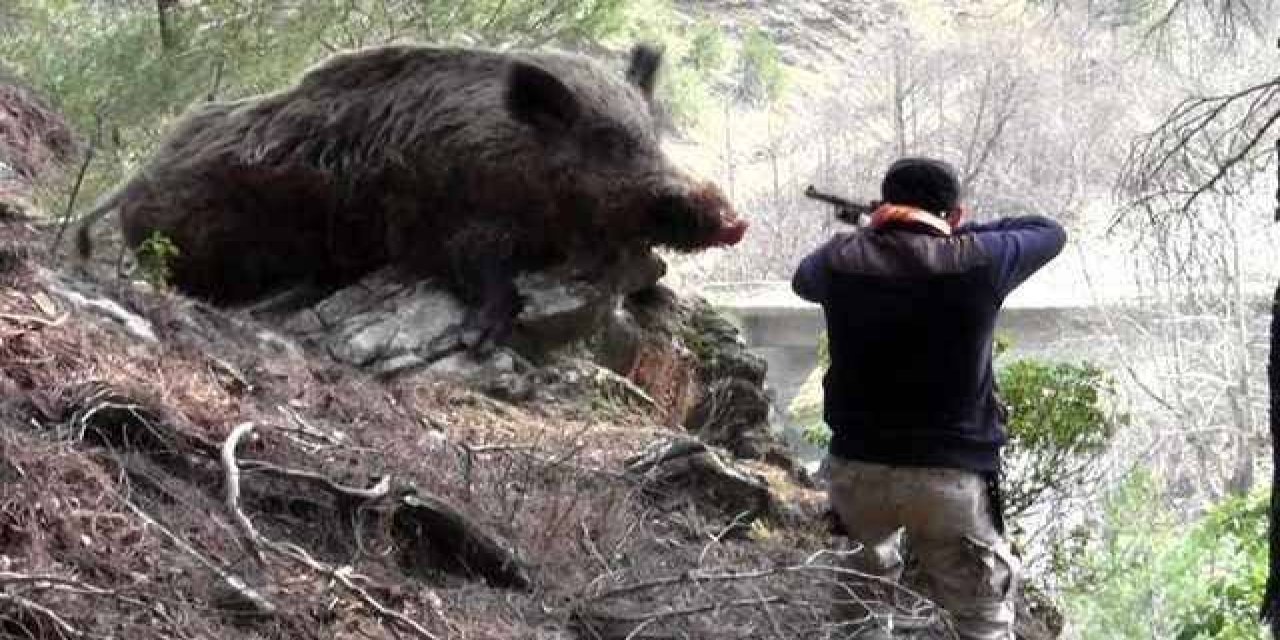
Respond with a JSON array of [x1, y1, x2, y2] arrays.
[[826, 457, 1019, 640]]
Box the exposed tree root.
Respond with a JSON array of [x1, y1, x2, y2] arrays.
[[39, 381, 542, 637], [221, 422, 440, 639]]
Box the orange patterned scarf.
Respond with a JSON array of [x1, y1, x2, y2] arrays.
[[870, 203, 952, 235]]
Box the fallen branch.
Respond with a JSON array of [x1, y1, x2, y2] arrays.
[[122, 498, 276, 617], [219, 422, 439, 639], [0, 592, 89, 638], [586, 562, 936, 609], [263, 539, 441, 640], [573, 558, 947, 639], [609, 594, 794, 624], [222, 422, 264, 561], [275, 405, 346, 446], [238, 458, 392, 501], [0, 571, 167, 624], [573, 595, 806, 640], [50, 109, 101, 257]]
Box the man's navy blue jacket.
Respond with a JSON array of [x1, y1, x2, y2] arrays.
[[792, 216, 1067, 472]]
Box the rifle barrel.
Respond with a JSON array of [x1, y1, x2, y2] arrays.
[[805, 185, 875, 224]]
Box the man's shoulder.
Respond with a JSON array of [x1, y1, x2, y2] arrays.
[[827, 228, 992, 278]]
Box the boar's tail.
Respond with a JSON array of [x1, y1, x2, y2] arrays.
[[1262, 279, 1280, 636], [73, 188, 126, 260]]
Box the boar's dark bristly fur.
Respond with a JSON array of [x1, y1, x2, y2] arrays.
[[75, 44, 746, 347]]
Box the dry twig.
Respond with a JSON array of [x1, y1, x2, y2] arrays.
[[122, 498, 277, 617], [218, 422, 439, 639], [0, 592, 88, 639]]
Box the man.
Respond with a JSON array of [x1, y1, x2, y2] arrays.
[[792, 157, 1066, 639]]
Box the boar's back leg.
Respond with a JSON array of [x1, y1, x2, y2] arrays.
[[431, 223, 524, 357]]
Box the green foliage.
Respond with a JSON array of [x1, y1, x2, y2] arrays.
[[789, 331, 828, 447], [993, 331, 1012, 357], [1, 0, 640, 210], [801, 418, 831, 448], [1063, 473, 1268, 639], [788, 333, 1122, 523], [2, 0, 759, 188], [623, 8, 731, 127], [1170, 492, 1269, 640], [998, 359, 1124, 520], [686, 20, 728, 73], [735, 28, 786, 105], [999, 360, 1116, 453], [135, 231, 180, 289]]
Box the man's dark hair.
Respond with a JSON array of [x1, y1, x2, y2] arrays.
[[880, 157, 960, 215]]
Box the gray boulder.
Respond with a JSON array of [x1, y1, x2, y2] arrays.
[[273, 250, 666, 379]]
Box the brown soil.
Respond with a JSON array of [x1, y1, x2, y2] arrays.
[[0, 217, 870, 640]]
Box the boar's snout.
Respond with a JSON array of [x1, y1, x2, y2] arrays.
[[650, 181, 748, 251]]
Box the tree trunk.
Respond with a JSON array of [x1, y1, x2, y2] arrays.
[[892, 51, 907, 157], [723, 97, 735, 202], [156, 0, 179, 52], [1262, 280, 1280, 632]]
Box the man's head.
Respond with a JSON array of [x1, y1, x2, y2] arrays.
[[880, 157, 961, 217]]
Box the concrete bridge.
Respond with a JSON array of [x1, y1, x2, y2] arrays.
[[698, 278, 1122, 462], [700, 273, 1273, 467], [700, 281, 1092, 410]]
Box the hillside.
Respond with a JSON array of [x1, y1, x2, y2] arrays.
[[0, 191, 1071, 638], [0, 212, 843, 639], [673, 0, 898, 73]]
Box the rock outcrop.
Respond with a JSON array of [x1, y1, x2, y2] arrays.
[[249, 247, 798, 481]]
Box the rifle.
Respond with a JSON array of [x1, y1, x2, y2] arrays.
[[804, 185, 878, 226]]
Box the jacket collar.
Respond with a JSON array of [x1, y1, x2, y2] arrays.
[[870, 204, 952, 236]]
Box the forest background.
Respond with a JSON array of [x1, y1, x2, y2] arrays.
[[2, 1, 1278, 637]]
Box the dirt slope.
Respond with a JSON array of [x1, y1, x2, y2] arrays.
[[0, 217, 878, 639]]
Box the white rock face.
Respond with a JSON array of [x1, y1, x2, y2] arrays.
[[276, 251, 667, 378], [38, 267, 158, 343]]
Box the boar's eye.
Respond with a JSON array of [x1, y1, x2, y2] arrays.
[[586, 127, 637, 163]]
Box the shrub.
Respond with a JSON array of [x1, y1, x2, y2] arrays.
[[998, 359, 1124, 522], [789, 333, 1123, 526], [1063, 473, 1267, 640], [135, 231, 180, 289]]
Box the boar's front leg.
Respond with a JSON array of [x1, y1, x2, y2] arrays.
[[433, 223, 524, 357]]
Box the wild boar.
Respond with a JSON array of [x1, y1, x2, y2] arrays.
[[76, 43, 747, 348]]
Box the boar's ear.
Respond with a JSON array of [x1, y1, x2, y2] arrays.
[[626, 44, 664, 99], [506, 62, 581, 132]]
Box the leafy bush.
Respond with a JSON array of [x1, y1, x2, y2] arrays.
[[789, 331, 828, 447], [1063, 473, 1267, 640], [998, 359, 1123, 522], [734, 28, 786, 105], [789, 333, 1122, 524], [135, 231, 180, 289]]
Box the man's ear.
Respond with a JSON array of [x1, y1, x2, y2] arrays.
[[505, 62, 581, 131], [947, 205, 968, 229]]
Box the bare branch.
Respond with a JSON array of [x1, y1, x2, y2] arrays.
[[122, 499, 277, 617], [1118, 74, 1280, 223], [218, 422, 439, 639], [0, 592, 88, 639], [221, 422, 264, 560]]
